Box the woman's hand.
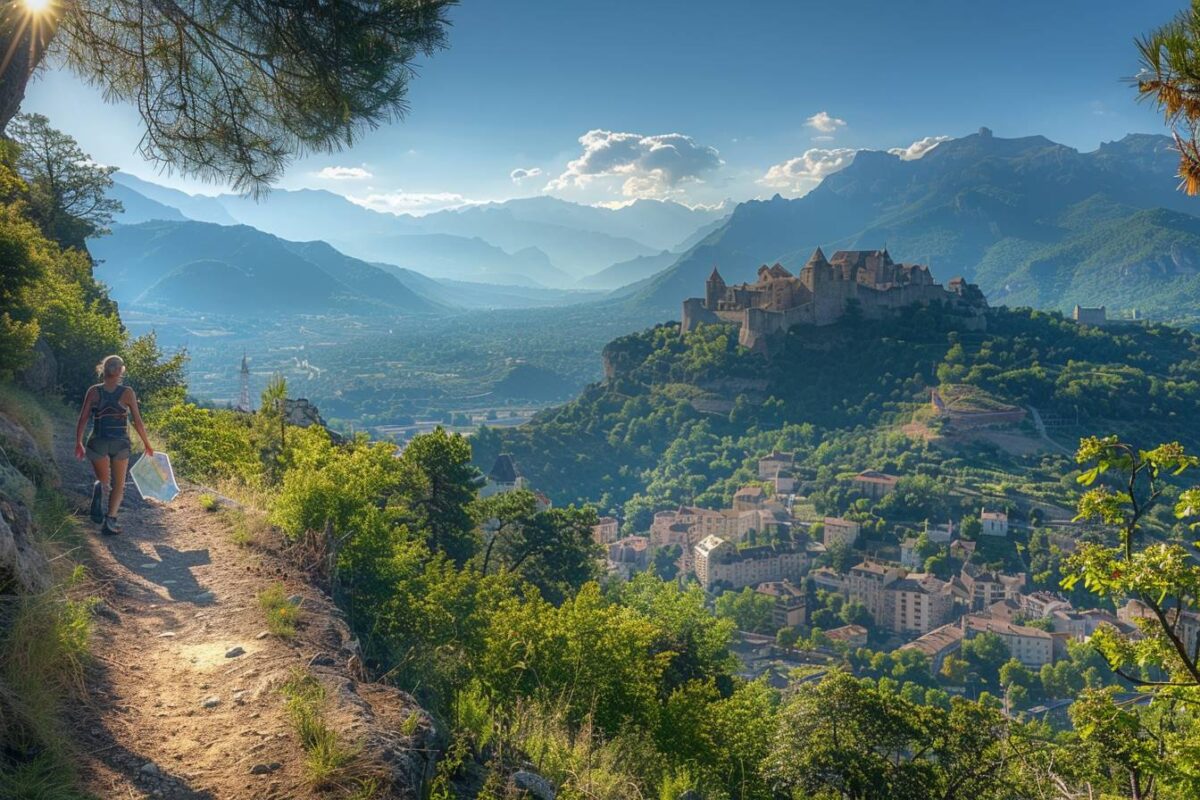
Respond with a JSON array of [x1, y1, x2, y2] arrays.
[[75, 441, 86, 460], [143, 443, 155, 458]]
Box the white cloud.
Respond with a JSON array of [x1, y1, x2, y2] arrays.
[[805, 111, 846, 135], [888, 135, 952, 161], [759, 148, 858, 193], [510, 167, 543, 182], [348, 190, 473, 215], [546, 129, 723, 198], [315, 166, 372, 180]]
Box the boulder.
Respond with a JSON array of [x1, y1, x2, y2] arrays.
[[17, 338, 57, 395], [511, 770, 556, 800], [0, 464, 50, 593], [0, 411, 53, 487], [282, 398, 345, 444]]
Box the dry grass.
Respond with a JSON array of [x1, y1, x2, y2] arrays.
[[280, 670, 377, 797]]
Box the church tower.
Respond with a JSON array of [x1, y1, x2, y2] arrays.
[[236, 353, 251, 412], [705, 265, 726, 309]]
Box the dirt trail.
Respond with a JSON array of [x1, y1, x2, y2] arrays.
[[52, 426, 429, 799]]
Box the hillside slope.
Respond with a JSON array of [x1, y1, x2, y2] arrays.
[[477, 306, 1200, 514], [90, 220, 441, 315], [51, 428, 436, 798]]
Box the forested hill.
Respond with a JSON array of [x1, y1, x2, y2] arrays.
[[473, 307, 1200, 523], [628, 131, 1200, 320]]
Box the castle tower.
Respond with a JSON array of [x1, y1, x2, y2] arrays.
[[236, 353, 251, 412], [705, 265, 726, 309], [800, 246, 830, 291]]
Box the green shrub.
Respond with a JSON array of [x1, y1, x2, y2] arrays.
[[153, 403, 260, 484], [198, 493, 219, 512]]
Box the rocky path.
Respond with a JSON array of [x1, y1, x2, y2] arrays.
[[54, 428, 433, 799]]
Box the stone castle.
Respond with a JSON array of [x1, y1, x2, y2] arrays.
[[681, 247, 987, 351]]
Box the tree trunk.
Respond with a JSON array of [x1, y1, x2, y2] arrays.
[[0, 11, 54, 135]]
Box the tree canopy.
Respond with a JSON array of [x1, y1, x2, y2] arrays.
[[1, 0, 455, 192], [7, 113, 120, 248], [1138, 0, 1200, 193]]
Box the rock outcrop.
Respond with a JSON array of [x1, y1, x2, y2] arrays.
[[17, 338, 57, 395], [283, 398, 345, 444], [0, 412, 50, 593]]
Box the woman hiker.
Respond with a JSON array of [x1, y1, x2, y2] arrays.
[[74, 355, 154, 535]]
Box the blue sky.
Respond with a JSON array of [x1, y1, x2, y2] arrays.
[[25, 0, 1186, 211]]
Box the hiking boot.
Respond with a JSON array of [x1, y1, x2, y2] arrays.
[[102, 515, 123, 535], [89, 481, 104, 524]]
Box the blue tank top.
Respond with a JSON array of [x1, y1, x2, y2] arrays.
[[91, 384, 129, 440]]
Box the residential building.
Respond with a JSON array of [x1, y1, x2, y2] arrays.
[[962, 615, 1054, 668], [606, 536, 649, 581], [758, 451, 795, 480], [887, 574, 956, 634], [756, 580, 807, 628], [693, 535, 807, 591], [949, 539, 976, 561], [823, 517, 861, 549], [650, 506, 730, 548], [853, 470, 900, 500], [733, 485, 767, 511], [900, 537, 921, 570], [809, 567, 845, 594], [479, 453, 528, 498], [823, 624, 869, 647], [960, 563, 1025, 611], [926, 520, 955, 543], [592, 516, 620, 545], [899, 623, 964, 673], [773, 471, 796, 495], [1020, 591, 1072, 619], [846, 561, 902, 623], [980, 509, 1009, 537], [650, 502, 788, 551]]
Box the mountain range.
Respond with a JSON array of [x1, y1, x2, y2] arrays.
[[90, 220, 441, 315], [108, 174, 723, 288], [626, 130, 1200, 319], [103, 130, 1200, 324]]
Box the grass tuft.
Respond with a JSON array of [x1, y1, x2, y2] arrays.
[[258, 582, 300, 638], [197, 493, 219, 512], [280, 670, 375, 796]]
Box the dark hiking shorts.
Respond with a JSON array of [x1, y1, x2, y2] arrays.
[[86, 436, 131, 462]]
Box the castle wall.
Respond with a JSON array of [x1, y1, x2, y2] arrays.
[[681, 297, 721, 333], [681, 251, 987, 349]]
